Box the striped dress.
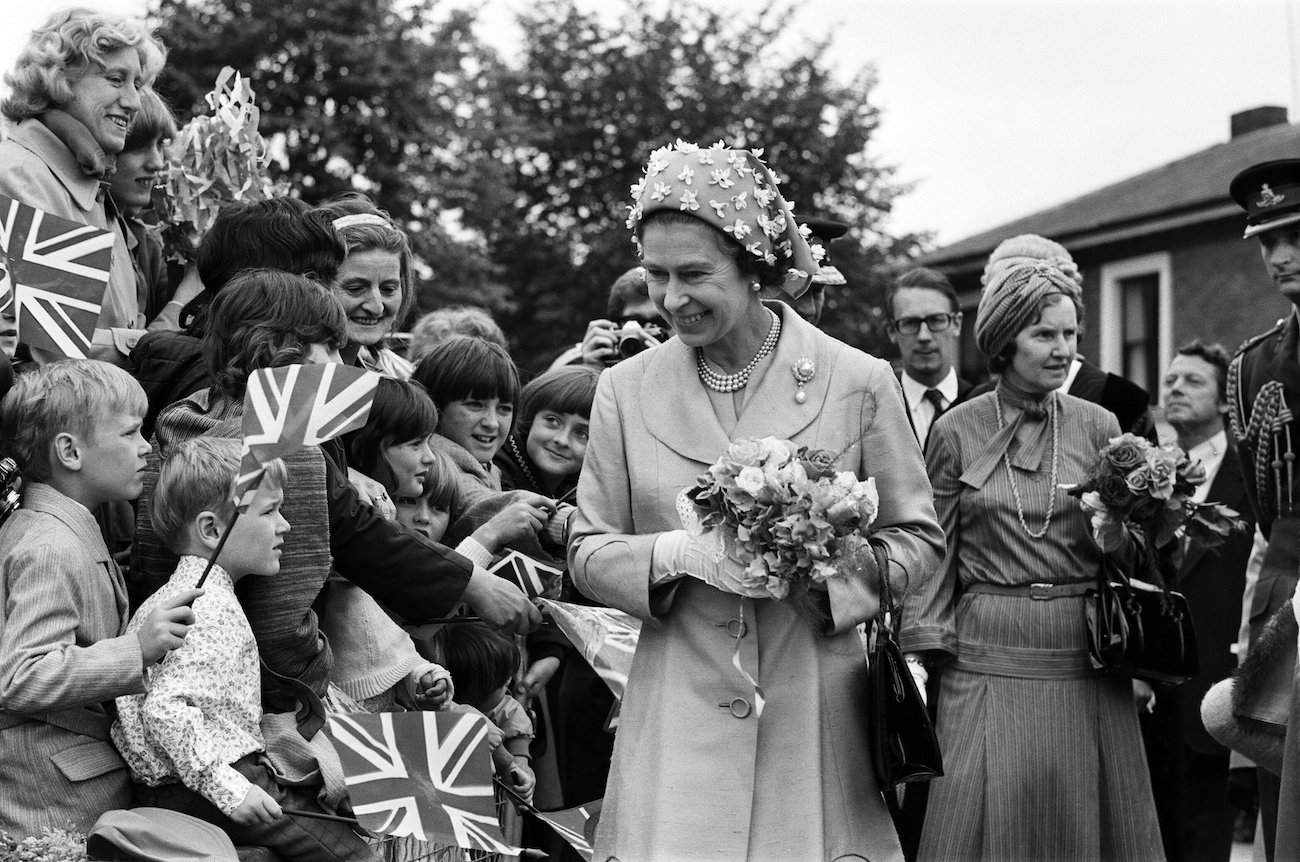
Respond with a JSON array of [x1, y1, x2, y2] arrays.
[[902, 388, 1164, 862]]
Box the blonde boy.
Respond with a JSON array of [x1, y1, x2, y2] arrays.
[[113, 438, 374, 861], [0, 360, 199, 837]]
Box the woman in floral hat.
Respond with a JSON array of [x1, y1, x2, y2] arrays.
[[902, 260, 1163, 860], [568, 140, 943, 861]]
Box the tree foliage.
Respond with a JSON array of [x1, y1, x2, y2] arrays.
[[150, 0, 925, 368]]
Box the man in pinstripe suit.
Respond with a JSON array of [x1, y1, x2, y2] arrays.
[[0, 361, 199, 836]]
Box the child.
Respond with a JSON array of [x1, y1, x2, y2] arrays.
[[0, 360, 199, 837], [113, 438, 374, 861], [496, 365, 598, 504], [431, 623, 536, 804], [322, 378, 455, 711], [412, 334, 521, 494]]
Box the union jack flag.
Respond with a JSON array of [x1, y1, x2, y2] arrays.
[[539, 599, 641, 702], [0, 194, 112, 359], [532, 800, 602, 862], [236, 363, 380, 500], [490, 550, 562, 599], [327, 710, 520, 854]]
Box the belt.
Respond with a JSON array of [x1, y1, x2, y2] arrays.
[[965, 582, 1093, 600]]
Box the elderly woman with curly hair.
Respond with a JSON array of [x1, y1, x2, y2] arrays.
[[0, 9, 193, 366]]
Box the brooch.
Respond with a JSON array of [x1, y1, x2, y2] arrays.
[[791, 357, 815, 404]]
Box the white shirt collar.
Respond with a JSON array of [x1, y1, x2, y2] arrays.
[[900, 367, 959, 406], [1187, 429, 1228, 504]]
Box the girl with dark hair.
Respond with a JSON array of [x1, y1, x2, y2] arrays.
[[413, 334, 523, 492], [496, 365, 599, 503]]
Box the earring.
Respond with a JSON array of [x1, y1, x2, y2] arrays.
[[750, 281, 762, 292]]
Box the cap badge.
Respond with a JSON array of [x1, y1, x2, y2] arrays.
[[1258, 184, 1286, 208]]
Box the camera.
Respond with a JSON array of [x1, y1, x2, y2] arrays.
[[616, 320, 663, 359], [0, 458, 19, 529]]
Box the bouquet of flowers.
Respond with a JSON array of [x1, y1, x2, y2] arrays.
[[683, 436, 879, 601], [1066, 433, 1246, 588], [153, 67, 285, 263]]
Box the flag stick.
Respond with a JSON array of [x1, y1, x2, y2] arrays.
[[282, 807, 358, 825], [195, 510, 240, 590]]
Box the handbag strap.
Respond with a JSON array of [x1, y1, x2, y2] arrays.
[[873, 541, 897, 636]]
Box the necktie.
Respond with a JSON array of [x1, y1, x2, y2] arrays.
[[924, 388, 946, 418]]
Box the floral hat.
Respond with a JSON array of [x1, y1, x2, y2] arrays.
[[626, 139, 822, 298]]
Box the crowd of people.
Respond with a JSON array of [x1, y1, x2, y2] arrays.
[[0, 7, 1299, 862]]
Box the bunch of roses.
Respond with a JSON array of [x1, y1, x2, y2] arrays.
[[687, 436, 878, 599], [1068, 432, 1243, 554]]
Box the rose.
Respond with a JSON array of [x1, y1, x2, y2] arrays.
[[756, 437, 794, 466], [1104, 435, 1148, 472], [802, 448, 838, 479], [735, 466, 765, 496], [728, 439, 763, 467], [1143, 452, 1177, 500], [1095, 473, 1133, 510], [1124, 468, 1150, 495], [855, 477, 880, 526]]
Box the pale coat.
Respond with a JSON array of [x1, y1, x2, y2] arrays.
[[0, 119, 144, 366], [569, 303, 944, 862], [0, 484, 144, 837]]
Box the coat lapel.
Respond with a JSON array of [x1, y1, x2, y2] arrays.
[[639, 336, 733, 465], [639, 303, 833, 464], [731, 303, 833, 442]]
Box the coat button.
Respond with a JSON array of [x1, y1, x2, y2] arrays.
[[718, 618, 748, 638], [718, 697, 751, 719]]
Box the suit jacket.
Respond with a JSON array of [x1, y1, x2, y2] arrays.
[[569, 303, 944, 861], [1169, 441, 1255, 754], [0, 484, 143, 836]]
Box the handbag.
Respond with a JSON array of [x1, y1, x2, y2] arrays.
[[1084, 553, 1200, 686], [867, 545, 943, 789]]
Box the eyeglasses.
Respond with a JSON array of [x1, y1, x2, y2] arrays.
[[891, 313, 957, 335]]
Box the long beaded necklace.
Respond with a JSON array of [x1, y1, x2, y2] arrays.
[[696, 310, 782, 393], [994, 390, 1061, 539]]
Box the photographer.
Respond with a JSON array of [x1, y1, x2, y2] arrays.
[[549, 267, 672, 370]]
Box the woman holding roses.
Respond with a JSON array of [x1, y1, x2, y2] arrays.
[[902, 260, 1163, 861], [568, 140, 943, 862]]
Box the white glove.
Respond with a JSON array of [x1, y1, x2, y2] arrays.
[[650, 529, 768, 598], [905, 656, 929, 707]]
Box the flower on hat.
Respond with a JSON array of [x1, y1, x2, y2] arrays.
[[709, 168, 735, 189], [630, 178, 646, 199], [675, 138, 699, 153], [732, 191, 748, 211], [753, 185, 775, 208], [724, 219, 752, 240], [709, 199, 729, 218], [650, 182, 672, 202], [677, 165, 695, 185], [679, 189, 699, 211], [647, 151, 670, 177], [625, 203, 642, 230]]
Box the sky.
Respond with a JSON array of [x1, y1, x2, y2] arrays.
[[4, 0, 1295, 248]]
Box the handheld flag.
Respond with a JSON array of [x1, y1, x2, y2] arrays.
[[539, 599, 641, 702], [197, 362, 380, 590], [490, 550, 562, 599], [327, 710, 520, 855], [532, 800, 602, 862], [235, 363, 380, 502], [0, 194, 112, 359]]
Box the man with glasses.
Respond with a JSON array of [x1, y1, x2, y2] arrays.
[[886, 267, 973, 449]]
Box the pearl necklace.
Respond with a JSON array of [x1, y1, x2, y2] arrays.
[[995, 390, 1061, 539], [696, 310, 782, 393]]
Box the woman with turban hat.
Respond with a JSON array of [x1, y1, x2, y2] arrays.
[[902, 260, 1163, 860], [568, 140, 944, 861]]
